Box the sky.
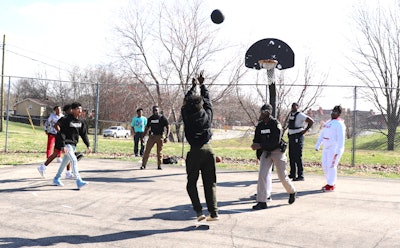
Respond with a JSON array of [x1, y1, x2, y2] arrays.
[[0, 0, 375, 110]]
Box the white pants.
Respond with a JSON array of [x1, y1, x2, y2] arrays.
[[321, 146, 343, 186]]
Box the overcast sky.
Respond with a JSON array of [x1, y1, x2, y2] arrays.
[[1, 0, 377, 110]]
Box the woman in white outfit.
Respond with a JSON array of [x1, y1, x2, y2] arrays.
[[315, 105, 346, 191]]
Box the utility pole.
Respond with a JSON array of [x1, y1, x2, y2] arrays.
[[1, 34, 5, 132]]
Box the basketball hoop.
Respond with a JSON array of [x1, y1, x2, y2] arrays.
[[258, 59, 278, 85]]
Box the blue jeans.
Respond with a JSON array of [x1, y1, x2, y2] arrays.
[[55, 144, 81, 181]]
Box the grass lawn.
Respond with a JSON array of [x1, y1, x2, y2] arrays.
[[0, 121, 399, 178]]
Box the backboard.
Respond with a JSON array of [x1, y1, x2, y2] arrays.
[[245, 38, 295, 70]]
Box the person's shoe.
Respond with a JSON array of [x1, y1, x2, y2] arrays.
[[37, 164, 46, 178], [294, 177, 304, 181], [157, 166, 162, 170], [65, 171, 75, 179], [75, 152, 84, 161], [76, 180, 88, 189], [250, 193, 257, 199], [57, 157, 62, 163], [53, 177, 64, 186], [289, 193, 296, 204], [140, 165, 146, 170], [288, 175, 295, 179], [252, 202, 267, 210], [196, 212, 206, 222], [267, 196, 272, 202], [322, 184, 335, 192], [206, 213, 219, 221]]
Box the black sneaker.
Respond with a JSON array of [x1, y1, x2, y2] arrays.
[[140, 165, 146, 170], [252, 202, 267, 210], [75, 152, 84, 161], [289, 193, 296, 204], [157, 166, 162, 170], [294, 177, 304, 181]]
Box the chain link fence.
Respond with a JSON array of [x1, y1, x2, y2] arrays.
[[1, 76, 399, 166]]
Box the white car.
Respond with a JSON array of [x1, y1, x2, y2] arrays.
[[103, 126, 131, 138]]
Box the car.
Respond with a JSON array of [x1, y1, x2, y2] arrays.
[[103, 126, 131, 138]]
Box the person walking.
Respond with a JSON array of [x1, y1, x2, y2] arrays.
[[251, 104, 296, 210], [38, 104, 78, 178], [44, 106, 63, 162], [131, 108, 147, 157], [53, 102, 92, 189], [141, 106, 170, 170], [315, 105, 346, 192], [287, 102, 314, 181], [181, 72, 218, 221]]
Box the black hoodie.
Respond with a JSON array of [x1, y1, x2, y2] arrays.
[[181, 84, 213, 147]]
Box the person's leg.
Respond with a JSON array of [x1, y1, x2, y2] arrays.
[[200, 145, 218, 217], [133, 133, 139, 156], [288, 136, 296, 178], [272, 150, 296, 194], [46, 134, 56, 158], [256, 152, 273, 203], [266, 167, 272, 198], [296, 134, 305, 179], [326, 150, 342, 186], [53, 148, 72, 185], [186, 149, 202, 214], [156, 135, 163, 168], [141, 135, 155, 167], [139, 132, 145, 156]]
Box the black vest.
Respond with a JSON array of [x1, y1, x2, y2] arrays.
[[288, 112, 301, 129]]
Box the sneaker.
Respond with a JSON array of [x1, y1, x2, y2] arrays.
[[196, 212, 206, 222], [289, 193, 296, 204], [157, 166, 162, 170], [322, 184, 335, 192], [37, 164, 46, 178], [206, 214, 219, 221], [65, 171, 75, 179], [57, 157, 62, 163], [140, 165, 146, 170], [76, 180, 88, 189], [267, 196, 272, 202], [252, 202, 267, 210], [75, 152, 84, 161], [53, 177, 64, 186], [294, 177, 304, 181]]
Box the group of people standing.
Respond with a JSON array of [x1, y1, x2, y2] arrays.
[[39, 73, 346, 222]]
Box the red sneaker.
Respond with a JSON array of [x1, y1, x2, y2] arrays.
[[322, 184, 335, 192]]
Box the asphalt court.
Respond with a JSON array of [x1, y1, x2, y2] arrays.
[[1, 159, 399, 247]]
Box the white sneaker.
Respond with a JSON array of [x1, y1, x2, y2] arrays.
[[57, 157, 62, 163], [65, 171, 75, 179], [37, 164, 46, 178]]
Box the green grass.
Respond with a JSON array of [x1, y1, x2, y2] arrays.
[[0, 121, 399, 178]]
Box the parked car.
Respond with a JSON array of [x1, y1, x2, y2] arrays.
[[103, 126, 131, 138]]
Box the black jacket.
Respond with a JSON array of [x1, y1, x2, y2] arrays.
[[57, 114, 90, 148], [181, 84, 213, 147]]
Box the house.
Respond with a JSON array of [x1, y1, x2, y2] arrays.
[[12, 98, 54, 126]]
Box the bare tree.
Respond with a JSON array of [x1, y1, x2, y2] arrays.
[[113, 0, 241, 141], [350, 1, 400, 150]]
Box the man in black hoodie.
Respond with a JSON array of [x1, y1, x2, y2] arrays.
[[53, 102, 92, 189], [181, 72, 218, 222]]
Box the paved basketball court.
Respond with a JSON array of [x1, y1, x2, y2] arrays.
[[1, 159, 399, 247]]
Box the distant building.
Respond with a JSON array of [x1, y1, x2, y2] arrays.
[[12, 98, 53, 126]]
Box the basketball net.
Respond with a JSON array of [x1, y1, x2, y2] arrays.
[[258, 59, 278, 85]]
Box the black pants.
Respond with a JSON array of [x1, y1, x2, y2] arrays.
[[133, 132, 145, 156], [186, 144, 218, 215], [288, 133, 304, 178]]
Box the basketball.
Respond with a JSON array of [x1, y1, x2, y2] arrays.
[[211, 9, 224, 24]]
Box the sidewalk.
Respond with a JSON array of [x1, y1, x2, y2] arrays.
[[0, 159, 399, 248]]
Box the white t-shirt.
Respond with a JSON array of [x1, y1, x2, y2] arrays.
[[288, 112, 309, 135]]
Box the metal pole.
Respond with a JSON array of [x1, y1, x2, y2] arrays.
[[269, 83, 276, 117], [93, 82, 100, 152], [5, 76, 10, 151], [1, 34, 5, 132], [351, 86, 357, 166]]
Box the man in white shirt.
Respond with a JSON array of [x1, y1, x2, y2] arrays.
[[315, 105, 346, 191]]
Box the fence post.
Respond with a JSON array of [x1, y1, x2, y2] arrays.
[[93, 81, 100, 152], [351, 86, 357, 166]]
